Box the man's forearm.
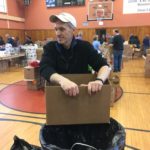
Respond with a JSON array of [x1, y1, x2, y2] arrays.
[[96, 65, 111, 83], [50, 73, 69, 85], [50, 73, 79, 97]]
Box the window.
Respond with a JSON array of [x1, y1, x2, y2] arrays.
[[45, 0, 85, 8], [0, 0, 7, 13]]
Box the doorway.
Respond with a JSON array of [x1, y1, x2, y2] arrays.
[[96, 29, 106, 44]]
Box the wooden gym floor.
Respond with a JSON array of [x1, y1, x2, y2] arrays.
[[0, 58, 150, 150]]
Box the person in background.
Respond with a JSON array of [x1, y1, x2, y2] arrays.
[[24, 35, 33, 45], [99, 34, 106, 44], [40, 12, 110, 97], [0, 36, 5, 46], [134, 35, 140, 48], [92, 35, 101, 53], [15, 36, 21, 47], [143, 34, 150, 56], [5, 33, 16, 47], [112, 29, 124, 72], [75, 31, 83, 40], [129, 33, 135, 45]]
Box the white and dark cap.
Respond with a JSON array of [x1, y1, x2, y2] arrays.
[[49, 12, 77, 28]]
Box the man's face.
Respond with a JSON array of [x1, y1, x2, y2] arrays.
[[54, 21, 74, 48]]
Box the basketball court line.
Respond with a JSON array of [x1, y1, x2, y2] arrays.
[[0, 118, 43, 126], [0, 114, 150, 133], [0, 112, 45, 119], [124, 91, 150, 95]]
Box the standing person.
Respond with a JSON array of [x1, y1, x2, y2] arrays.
[[0, 36, 5, 46], [40, 12, 110, 97], [112, 29, 124, 72], [92, 35, 101, 53], [75, 31, 83, 40], [129, 33, 135, 44], [24, 35, 33, 45], [5, 33, 16, 47], [134, 35, 140, 48], [143, 34, 150, 56], [15, 36, 21, 47]]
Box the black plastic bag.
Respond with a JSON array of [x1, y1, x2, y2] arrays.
[[40, 118, 125, 150], [10, 135, 41, 150]]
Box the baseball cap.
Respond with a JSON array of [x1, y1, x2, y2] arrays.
[[49, 12, 77, 28]]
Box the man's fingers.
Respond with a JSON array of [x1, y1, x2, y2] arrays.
[[65, 86, 79, 97], [88, 82, 103, 95], [80, 84, 87, 87], [88, 84, 92, 95]]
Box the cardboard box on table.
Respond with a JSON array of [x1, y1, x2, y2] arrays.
[[145, 54, 150, 69], [24, 66, 42, 90], [109, 71, 120, 107], [27, 78, 41, 90], [24, 66, 40, 80], [147, 49, 150, 54], [144, 54, 150, 77], [45, 74, 111, 125]]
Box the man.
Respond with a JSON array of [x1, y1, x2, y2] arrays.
[[143, 34, 150, 56], [40, 12, 110, 97], [5, 33, 16, 47], [112, 29, 124, 72], [92, 35, 101, 53]]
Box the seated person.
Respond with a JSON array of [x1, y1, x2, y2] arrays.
[[5, 33, 16, 47], [40, 12, 110, 97], [0, 36, 5, 46], [24, 35, 33, 45]]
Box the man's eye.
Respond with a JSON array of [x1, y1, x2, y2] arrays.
[[55, 27, 65, 32], [59, 28, 65, 31]]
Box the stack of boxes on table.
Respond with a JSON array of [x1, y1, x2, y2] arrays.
[[145, 49, 150, 77], [21, 45, 37, 63], [123, 44, 133, 60], [24, 60, 44, 90], [109, 71, 120, 107], [0, 44, 23, 72]]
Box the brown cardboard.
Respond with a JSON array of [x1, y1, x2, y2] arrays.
[[24, 66, 40, 79], [145, 68, 150, 77], [45, 74, 111, 125], [145, 55, 150, 69], [27, 78, 41, 90], [36, 48, 43, 60], [147, 49, 150, 54]]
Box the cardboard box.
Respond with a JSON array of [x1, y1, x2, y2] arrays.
[[24, 66, 40, 80], [27, 78, 41, 90], [36, 48, 43, 60], [145, 55, 150, 69], [145, 68, 150, 77], [147, 49, 150, 54], [45, 74, 111, 125]]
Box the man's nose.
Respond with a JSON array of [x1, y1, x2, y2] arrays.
[[56, 30, 61, 35]]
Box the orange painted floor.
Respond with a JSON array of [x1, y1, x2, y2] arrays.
[[0, 81, 122, 114], [0, 81, 46, 114]]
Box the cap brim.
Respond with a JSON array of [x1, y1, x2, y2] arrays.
[[49, 15, 57, 23], [49, 15, 68, 23]]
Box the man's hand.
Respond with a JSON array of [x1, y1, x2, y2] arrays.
[[60, 79, 79, 97], [87, 80, 103, 95], [50, 73, 79, 97]]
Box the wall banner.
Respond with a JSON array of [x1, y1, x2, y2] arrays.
[[123, 0, 150, 14]]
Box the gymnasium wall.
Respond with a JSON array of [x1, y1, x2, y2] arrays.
[[24, 0, 150, 29], [23, 0, 150, 43], [0, 0, 25, 42], [0, 0, 150, 43], [25, 26, 150, 44]]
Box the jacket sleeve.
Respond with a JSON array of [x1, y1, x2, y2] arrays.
[[39, 42, 57, 81]]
